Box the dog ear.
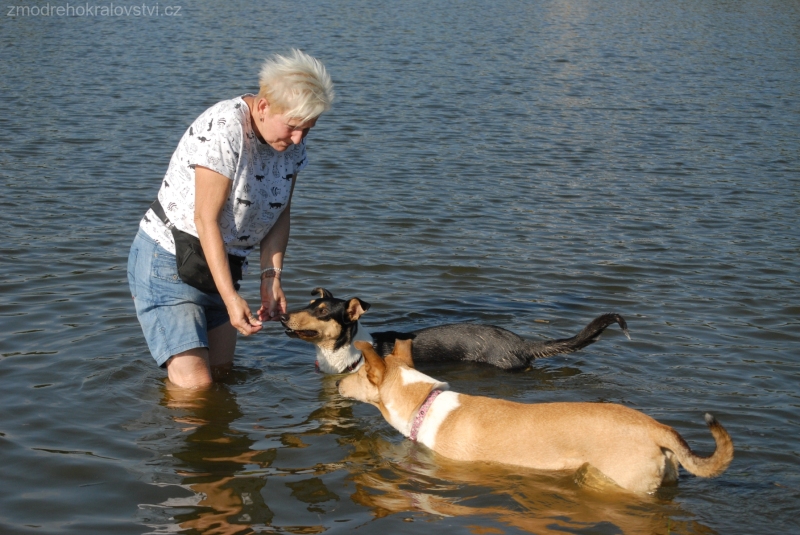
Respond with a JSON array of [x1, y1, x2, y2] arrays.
[[311, 287, 333, 299], [388, 339, 415, 368], [345, 298, 371, 322], [354, 340, 385, 385]]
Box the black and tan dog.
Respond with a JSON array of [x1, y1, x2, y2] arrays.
[[280, 288, 630, 374]]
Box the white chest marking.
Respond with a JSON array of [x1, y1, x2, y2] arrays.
[[385, 368, 450, 437], [314, 322, 374, 374], [416, 391, 461, 449], [385, 401, 413, 436], [400, 367, 440, 387]]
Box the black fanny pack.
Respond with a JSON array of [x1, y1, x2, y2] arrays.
[[150, 199, 244, 294]]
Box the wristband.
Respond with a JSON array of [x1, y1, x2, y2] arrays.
[[260, 267, 282, 280]]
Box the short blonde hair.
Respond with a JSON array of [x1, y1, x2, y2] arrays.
[[258, 49, 334, 122]]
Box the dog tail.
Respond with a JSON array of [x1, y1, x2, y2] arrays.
[[525, 313, 630, 360], [658, 413, 734, 478]]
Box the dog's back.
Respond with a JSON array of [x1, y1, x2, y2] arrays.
[[433, 398, 732, 493], [373, 324, 531, 369], [373, 313, 629, 370]]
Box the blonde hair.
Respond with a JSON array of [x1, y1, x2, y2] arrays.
[[257, 49, 334, 122]]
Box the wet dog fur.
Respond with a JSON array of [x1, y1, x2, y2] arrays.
[[280, 288, 630, 374], [337, 339, 734, 494]]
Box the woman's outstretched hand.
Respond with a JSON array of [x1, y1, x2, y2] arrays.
[[227, 294, 263, 335], [259, 277, 287, 322]]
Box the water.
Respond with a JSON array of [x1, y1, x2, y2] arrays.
[[1, 1, 799, 533]]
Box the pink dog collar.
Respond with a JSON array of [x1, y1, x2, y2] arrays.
[[409, 389, 442, 442]]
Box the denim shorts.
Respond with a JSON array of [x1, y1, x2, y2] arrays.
[[127, 228, 230, 367]]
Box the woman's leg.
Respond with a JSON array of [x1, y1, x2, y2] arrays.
[[166, 349, 214, 389], [165, 324, 236, 388], [208, 322, 237, 379]]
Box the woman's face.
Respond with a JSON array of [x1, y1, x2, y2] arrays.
[[254, 99, 317, 152]]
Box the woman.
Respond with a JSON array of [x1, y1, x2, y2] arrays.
[[127, 49, 334, 389]]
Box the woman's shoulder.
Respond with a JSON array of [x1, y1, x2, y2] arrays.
[[196, 96, 249, 125], [182, 96, 249, 149]]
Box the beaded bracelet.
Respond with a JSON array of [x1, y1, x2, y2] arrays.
[[260, 267, 282, 280]]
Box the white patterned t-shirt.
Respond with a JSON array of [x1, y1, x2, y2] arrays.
[[139, 95, 308, 258]]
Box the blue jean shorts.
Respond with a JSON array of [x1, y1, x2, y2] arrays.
[[127, 228, 230, 367]]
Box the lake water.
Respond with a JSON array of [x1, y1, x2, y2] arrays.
[[1, 1, 799, 533]]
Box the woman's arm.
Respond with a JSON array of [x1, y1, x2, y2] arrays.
[[257, 173, 297, 321], [195, 165, 262, 335]]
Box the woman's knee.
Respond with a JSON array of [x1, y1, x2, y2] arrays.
[[166, 350, 214, 389]]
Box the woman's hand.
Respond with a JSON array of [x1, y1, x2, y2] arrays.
[[226, 293, 263, 336], [258, 276, 287, 322]]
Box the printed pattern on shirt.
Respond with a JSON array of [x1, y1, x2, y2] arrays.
[[139, 95, 308, 257]]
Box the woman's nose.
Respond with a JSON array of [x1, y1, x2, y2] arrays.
[[290, 129, 305, 145]]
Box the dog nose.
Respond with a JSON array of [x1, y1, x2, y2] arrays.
[[335, 380, 340, 388], [279, 313, 289, 323]]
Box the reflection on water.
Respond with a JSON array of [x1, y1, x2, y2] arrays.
[[139, 375, 357, 534], [143, 384, 274, 534], [136, 374, 718, 535], [350, 444, 714, 535]]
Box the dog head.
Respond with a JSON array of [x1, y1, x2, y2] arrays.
[[281, 288, 372, 372], [338, 339, 448, 434]]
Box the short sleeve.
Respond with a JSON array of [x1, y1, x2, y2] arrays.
[[186, 104, 244, 180]]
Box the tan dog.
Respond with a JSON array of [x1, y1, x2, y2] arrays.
[[338, 340, 734, 494]]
